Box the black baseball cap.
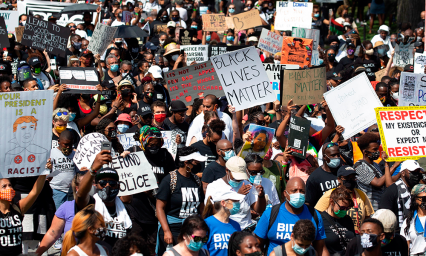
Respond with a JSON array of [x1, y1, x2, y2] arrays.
[[326, 71, 342, 80], [337, 165, 357, 177], [28, 57, 41, 67], [137, 108, 153, 117], [404, 64, 414, 72], [95, 167, 119, 182]]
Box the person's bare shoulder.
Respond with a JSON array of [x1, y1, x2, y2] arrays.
[[66, 249, 80, 256]]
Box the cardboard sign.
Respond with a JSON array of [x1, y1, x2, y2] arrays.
[[263, 63, 299, 101], [202, 14, 227, 32], [122, 11, 132, 25], [258, 28, 283, 54], [0, 91, 53, 178], [21, 16, 69, 57], [393, 43, 414, 67], [275, 2, 313, 31], [324, 72, 383, 139], [211, 46, 275, 111], [88, 23, 118, 56], [165, 61, 223, 106], [59, 67, 104, 94], [288, 116, 311, 159], [109, 151, 158, 196], [208, 45, 250, 57], [155, 24, 167, 33], [232, 9, 262, 32], [180, 29, 196, 45], [375, 106, 426, 161], [225, 17, 234, 29], [73, 133, 110, 170], [280, 36, 313, 68], [15, 27, 23, 43], [181, 45, 208, 65], [281, 66, 326, 105], [0, 11, 19, 34], [398, 72, 426, 106], [414, 52, 426, 74], [239, 124, 275, 159], [375, 69, 387, 82], [291, 27, 320, 50]]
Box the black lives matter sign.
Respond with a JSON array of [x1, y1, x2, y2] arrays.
[[21, 16, 70, 57]]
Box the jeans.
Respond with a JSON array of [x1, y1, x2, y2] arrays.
[[52, 189, 68, 210]]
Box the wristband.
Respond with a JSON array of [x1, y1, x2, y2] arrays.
[[282, 161, 288, 165], [219, 11, 223, 13], [223, 33, 227, 36], [89, 168, 97, 177], [282, 164, 287, 168], [193, 8, 196, 11]]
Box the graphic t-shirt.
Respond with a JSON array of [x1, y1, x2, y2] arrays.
[[191, 140, 218, 173], [354, 160, 384, 211], [305, 167, 339, 206], [204, 216, 241, 256], [320, 211, 355, 255], [344, 234, 408, 256], [48, 147, 78, 192], [156, 171, 203, 218], [104, 210, 128, 246], [0, 205, 23, 256], [201, 161, 226, 184], [164, 118, 189, 148], [253, 203, 326, 256]]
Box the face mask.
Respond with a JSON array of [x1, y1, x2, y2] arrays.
[[171, 54, 179, 61], [246, 6, 251, 10], [172, 17, 179, 22], [55, 126, 66, 134], [343, 180, 357, 190], [361, 233, 379, 251], [0, 188, 15, 202], [314, 13, 320, 18], [146, 146, 160, 154], [116, 41, 123, 48], [61, 147, 72, 156], [93, 227, 106, 240], [227, 36, 234, 42], [391, 92, 399, 101], [330, 44, 339, 52], [87, 29, 93, 37], [228, 201, 240, 215], [381, 236, 393, 247], [110, 64, 119, 72], [144, 92, 153, 99], [161, 16, 169, 22], [117, 124, 130, 133], [33, 67, 41, 74], [159, 40, 165, 45], [228, 8, 235, 13], [365, 49, 374, 55], [334, 206, 347, 218], [122, 72, 129, 78], [186, 237, 203, 251], [228, 176, 242, 189], [21, 21, 26, 26], [245, 252, 262, 256], [121, 88, 131, 97], [97, 186, 119, 202], [325, 155, 341, 168], [407, 171, 421, 187], [223, 150, 235, 161], [118, 13, 123, 18], [367, 150, 380, 160], [347, 49, 355, 55], [154, 113, 167, 123], [292, 240, 309, 255], [420, 202, 426, 210], [391, 41, 396, 48], [73, 42, 82, 50], [378, 48, 386, 56], [328, 55, 335, 62], [107, 129, 117, 138], [274, 59, 280, 64], [206, 35, 211, 41], [191, 25, 197, 29], [380, 96, 386, 103], [249, 174, 262, 183], [286, 191, 305, 208]]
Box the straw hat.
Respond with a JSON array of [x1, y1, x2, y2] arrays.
[[163, 43, 181, 56], [373, 41, 384, 48]]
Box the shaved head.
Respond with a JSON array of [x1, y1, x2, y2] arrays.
[[286, 177, 305, 191], [59, 130, 74, 142], [217, 139, 232, 150]]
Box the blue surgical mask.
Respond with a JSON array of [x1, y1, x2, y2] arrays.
[[286, 191, 305, 208], [86, 29, 93, 37], [229, 201, 240, 215], [249, 174, 262, 183], [325, 155, 341, 168], [172, 17, 179, 22], [206, 35, 211, 41], [228, 8, 235, 13], [228, 179, 242, 189], [227, 36, 234, 42], [378, 48, 386, 56], [186, 238, 203, 251], [223, 150, 235, 161], [68, 112, 76, 122], [292, 240, 310, 255], [110, 64, 119, 72], [117, 124, 129, 133], [191, 25, 198, 29], [314, 13, 320, 18]]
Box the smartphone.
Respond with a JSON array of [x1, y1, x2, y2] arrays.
[[329, 8, 333, 16], [180, 49, 185, 55], [101, 141, 112, 152]]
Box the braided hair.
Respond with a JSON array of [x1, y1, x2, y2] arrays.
[[228, 231, 255, 256]]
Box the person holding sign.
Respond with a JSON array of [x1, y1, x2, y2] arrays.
[[156, 146, 207, 256]]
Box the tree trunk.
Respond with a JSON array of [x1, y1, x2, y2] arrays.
[[397, 0, 424, 30]]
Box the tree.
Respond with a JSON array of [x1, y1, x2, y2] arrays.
[[397, 0, 424, 30]]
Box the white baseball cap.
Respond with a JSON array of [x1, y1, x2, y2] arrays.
[[400, 160, 424, 172], [148, 65, 163, 79], [167, 21, 176, 27], [212, 190, 245, 202], [225, 156, 248, 180], [371, 209, 397, 233], [377, 25, 390, 33]]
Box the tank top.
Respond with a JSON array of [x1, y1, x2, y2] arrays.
[[0, 204, 23, 256], [68, 244, 108, 256]]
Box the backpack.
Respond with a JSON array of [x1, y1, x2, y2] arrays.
[[170, 170, 201, 194]]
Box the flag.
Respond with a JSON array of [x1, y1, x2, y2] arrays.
[[330, 19, 344, 35], [142, 22, 150, 35]]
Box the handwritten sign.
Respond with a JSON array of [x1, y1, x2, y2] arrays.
[[232, 9, 262, 32], [288, 116, 311, 159], [109, 151, 158, 196], [0, 11, 19, 34], [275, 2, 313, 31], [59, 67, 106, 95], [208, 45, 250, 57], [202, 14, 227, 32], [122, 11, 132, 25], [263, 63, 300, 101], [21, 16, 69, 57], [73, 133, 110, 171], [324, 72, 382, 139], [88, 23, 118, 56], [393, 43, 414, 67], [0, 91, 53, 178], [225, 17, 234, 29], [280, 37, 313, 68], [414, 52, 426, 74], [258, 28, 283, 54], [292, 27, 320, 50], [375, 69, 387, 82], [15, 26, 23, 42], [398, 72, 426, 106], [165, 61, 223, 106], [211, 46, 275, 111], [181, 45, 208, 65], [0, 17, 9, 49], [375, 106, 426, 161], [281, 66, 326, 105]]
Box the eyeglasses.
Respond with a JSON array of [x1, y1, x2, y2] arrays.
[[98, 180, 118, 188], [247, 169, 265, 176], [191, 235, 208, 243], [334, 200, 351, 211], [69, 25, 77, 28], [56, 111, 68, 117], [325, 142, 338, 149]]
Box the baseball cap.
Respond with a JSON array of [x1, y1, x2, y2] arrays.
[[326, 71, 342, 80], [225, 156, 248, 180], [170, 100, 188, 112], [371, 209, 397, 233], [179, 152, 208, 162], [346, 41, 355, 48], [337, 165, 357, 177], [117, 79, 134, 91], [248, 36, 258, 42], [17, 60, 29, 69], [400, 160, 423, 172], [137, 108, 153, 117], [115, 113, 132, 124], [28, 57, 41, 67], [404, 64, 414, 72], [212, 190, 245, 202], [167, 21, 176, 27], [95, 167, 119, 182], [148, 65, 163, 79], [80, 50, 93, 58], [377, 25, 390, 33]]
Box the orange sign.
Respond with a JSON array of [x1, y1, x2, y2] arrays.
[[280, 36, 313, 68]]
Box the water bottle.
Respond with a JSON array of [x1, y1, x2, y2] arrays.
[[166, 244, 173, 251], [253, 173, 262, 195]]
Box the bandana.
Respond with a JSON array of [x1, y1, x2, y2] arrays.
[[0, 188, 15, 202], [411, 184, 426, 196], [263, 147, 273, 160], [139, 125, 163, 151]]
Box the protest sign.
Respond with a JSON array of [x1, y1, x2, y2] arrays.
[[181, 45, 208, 66], [280, 66, 326, 105], [375, 106, 426, 161], [232, 9, 262, 32], [73, 133, 109, 170], [225, 17, 234, 29], [59, 67, 106, 95], [0, 11, 19, 34], [21, 16, 69, 57], [291, 27, 320, 50], [122, 11, 132, 25], [0, 17, 9, 49], [239, 124, 275, 159], [165, 61, 223, 106], [0, 90, 53, 178], [310, 51, 321, 66], [275, 2, 313, 31], [398, 72, 426, 106], [288, 116, 311, 159], [118, 133, 140, 151], [180, 29, 196, 45], [375, 69, 387, 81], [154, 24, 167, 33], [263, 63, 300, 101], [280, 37, 313, 68], [414, 53, 426, 74], [109, 151, 158, 196], [211, 46, 275, 111], [393, 43, 414, 67], [324, 72, 383, 139], [15, 27, 23, 42], [88, 23, 118, 56], [208, 45, 250, 57], [202, 14, 227, 32], [258, 28, 283, 54]]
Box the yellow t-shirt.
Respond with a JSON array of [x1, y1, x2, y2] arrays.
[[314, 187, 375, 233]]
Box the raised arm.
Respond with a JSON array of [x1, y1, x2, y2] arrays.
[[75, 94, 101, 128], [276, 100, 295, 148], [19, 162, 49, 215]]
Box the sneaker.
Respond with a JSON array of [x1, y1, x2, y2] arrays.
[[53, 237, 62, 250]]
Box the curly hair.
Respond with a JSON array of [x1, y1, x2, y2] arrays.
[[111, 235, 151, 256], [56, 93, 79, 112], [175, 146, 200, 167], [206, 119, 226, 137], [228, 231, 255, 256], [204, 110, 219, 124], [293, 219, 316, 242], [330, 187, 354, 208], [357, 132, 380, 152]]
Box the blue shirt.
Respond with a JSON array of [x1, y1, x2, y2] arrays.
[[204, 215, 241, 256], [253, 203, 326, 256]]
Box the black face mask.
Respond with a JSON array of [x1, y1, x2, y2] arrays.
[[328, 55, 335, 62], [93, 227, 106, 240], [121, 88, 131, 97], [144, 92, 153, 100], [361, 233, 379, 251], [97, 186, 119, 202], [115, 42, 122, 48], [406, 172, 422, 188], [161, 15, 169, 22], [146, 145, 160, 154], [367, 151, 380, 160], [343, 179, 357, 190], [330, 45, 339, 52], [416, 48, 424, 53]]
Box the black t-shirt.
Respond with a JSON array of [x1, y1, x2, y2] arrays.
[[378, 183, 399, 228], [305, 167, 339, 206], [0, 205, 23, 256], [201, 161, 226, 183], [354, 57, 381, 81], [335, 56, 356, 73], [321, 211, 355, 255], [191, 140, 218, 173], [153, 83, 170, 106], [156, 171, 203, 218], [345, 234, 408, 256], [137, 99, 152, 113], [51, 129, 80, 149], [164, 118, 190, 147], [124, 192, 157, 226]]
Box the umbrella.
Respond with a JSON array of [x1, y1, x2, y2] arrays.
[[60, 4, 104, 13], [114, 25, 149, 38]]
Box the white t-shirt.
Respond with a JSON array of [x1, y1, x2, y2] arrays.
[[400, 214, 426, 254], [167, 7, 188, 22], [144, 1, 161, 14], [249, 177, 280, 206], [48, 147, 77, 192], [205, 179, 256, 229]]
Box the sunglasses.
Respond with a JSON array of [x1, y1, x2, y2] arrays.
[[191, 235, 208, 243], [69, 25, 77, 28], [247, 169, 265, 176], [57, 111, 68, 117], [334, 200, 351, 211], [98, 180, 118, 188], [328, 53, 335, 57], [325, 142, 338, 149], [417, 196, 426, 202]]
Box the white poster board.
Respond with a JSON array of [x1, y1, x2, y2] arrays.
[[292, 27, 320, 50], [88, 23, 118, 55], [211, 46, 276, 111], [181, 45, 208, 66], [0, 11, 19, 34], [258, 28, 283, 54], [323, 73, 383, 139], [393, 43, 414, 67], [414, 52, 426, 74], [109, 151, 158, 196], [118, 133, 140, 151], [73, 133, 110, 170], [399, 72, 426, 106], [263, 63, 299, 101], [0, 91, 53, 178], [275, 2, 313, 31]]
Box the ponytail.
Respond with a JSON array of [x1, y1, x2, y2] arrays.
[[201, 196, 224, 219]]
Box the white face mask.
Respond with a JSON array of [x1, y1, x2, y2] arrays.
[[391, 92, 399, 100], [131, 253, 144, 256], [21, 20, 26, 26], [159, 40, 165, 45], [274, 59, 280, 64]]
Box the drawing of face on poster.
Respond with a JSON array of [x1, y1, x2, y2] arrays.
[[252, 130, 268, 151], [15, 118, 37, 147], [239, 124, 275, 159]]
